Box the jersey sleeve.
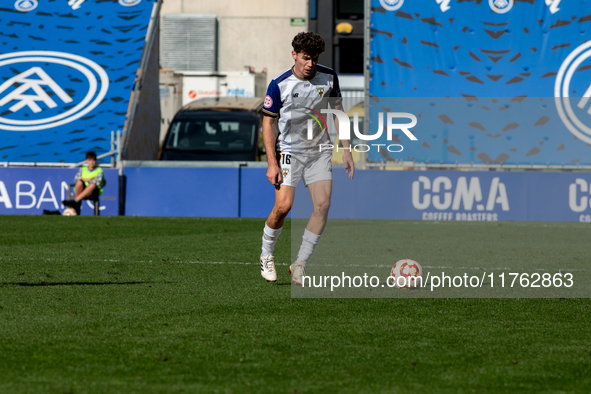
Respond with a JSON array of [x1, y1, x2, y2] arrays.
[[330, 72, 342, 105], [262, 79, 281, 117]]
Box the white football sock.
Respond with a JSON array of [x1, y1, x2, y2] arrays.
[[261, 223, 282, 256], [296, 229, 321, 263]]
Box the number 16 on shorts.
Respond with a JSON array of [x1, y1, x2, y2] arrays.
[[280, 153, 291, 165], [278, 152, 291, 185]]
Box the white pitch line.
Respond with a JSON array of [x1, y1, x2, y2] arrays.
[[183, 260, 290, 266], [0, 257, 584, 271], [178, 261, 586, 271]]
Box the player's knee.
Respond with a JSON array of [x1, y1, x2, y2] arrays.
[[275, 200, 292, 217], [313, 199, 330, 216]]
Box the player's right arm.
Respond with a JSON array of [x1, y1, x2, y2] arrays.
[[263, 116, 281, 186], [262, 80, 282, 186]]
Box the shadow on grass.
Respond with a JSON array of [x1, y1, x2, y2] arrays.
[[0, 281, 169, 287]]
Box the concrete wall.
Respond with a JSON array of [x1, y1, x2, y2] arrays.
[[160, 0, 308, 80]]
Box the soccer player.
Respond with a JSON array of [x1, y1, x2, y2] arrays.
[[259, 32, 354, 284], [63, 151, 105, 215]]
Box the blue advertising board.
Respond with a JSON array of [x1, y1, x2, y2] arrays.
[[368, 0, 591, 165], [239, 167, 278, 219], [3, 166, 587, 223], [0, 167, 119, 215], [120, 166, 591, 223], [0, 0, 155, 162], [292, 169, 591, 223], [124, 167, 240, 217]]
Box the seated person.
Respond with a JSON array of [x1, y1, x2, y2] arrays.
[[63, 151, 106, 214]]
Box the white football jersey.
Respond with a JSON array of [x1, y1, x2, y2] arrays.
[[263, 65, 342, 154]]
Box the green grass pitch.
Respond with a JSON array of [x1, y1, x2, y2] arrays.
[[0, 216, 590, 393]]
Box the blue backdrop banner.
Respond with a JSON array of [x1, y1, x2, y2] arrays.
[[363, 97, 591, 165], [369, 0, 591, 165], [0, 0, 155, 163]]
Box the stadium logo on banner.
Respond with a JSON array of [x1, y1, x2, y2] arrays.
[[379, 0, 404, 12], [14, 0, 37, 12], [436, 0, 451, 12], [119, 0, 142, 6], [489, 0, 513, 14], [545, 0, 561, 14], [68, 0, 86, 10], [0, 51, 109, 132], [555, 41, 591, 145]]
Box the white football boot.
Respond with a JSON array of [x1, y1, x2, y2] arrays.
[[289, 261, 306, 286], [260, 254, 277, 282]]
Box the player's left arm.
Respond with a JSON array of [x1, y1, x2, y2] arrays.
[[334, 102, 354, 180], [331, 74, 354, 180]]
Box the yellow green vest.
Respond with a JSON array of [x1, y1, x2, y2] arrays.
[[81, 166, 105, 194]]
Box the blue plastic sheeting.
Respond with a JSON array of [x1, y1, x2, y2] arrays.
[[124, 167, 240, 217], [0, 0, 155, 162], [368, 0, 591, 164], [292, 169, 591, 223], [0, 167, 119, 215]]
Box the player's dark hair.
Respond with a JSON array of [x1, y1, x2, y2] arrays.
[[292, 32, 325, 57], [86, 151, 97, 160]]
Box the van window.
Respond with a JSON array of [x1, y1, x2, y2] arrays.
[[165, 112, 258, 153]]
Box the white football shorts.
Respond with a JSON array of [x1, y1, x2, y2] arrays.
[[277, 151, 332, 187]]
